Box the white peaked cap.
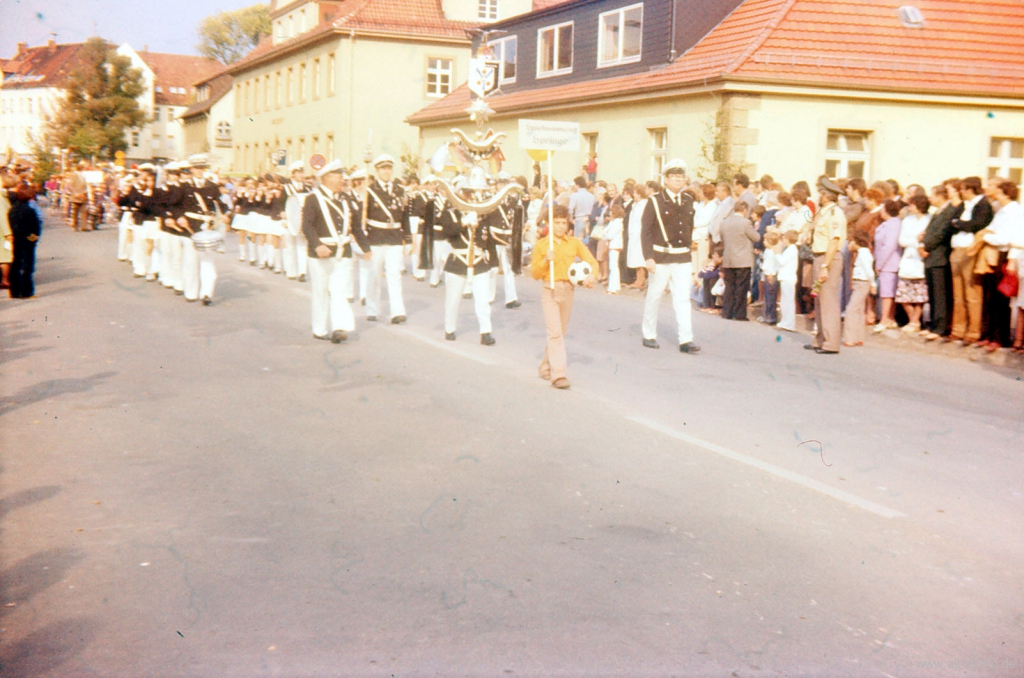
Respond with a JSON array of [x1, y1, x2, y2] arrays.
[[349, 168, 367, 180], [373, 154, 395, 167], [662, 158, 687, 175], [289, 160, 305, 173], [315, 159, 345, 178]]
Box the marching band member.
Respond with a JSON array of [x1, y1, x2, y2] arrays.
[[282, 161, 309, 281], [231, 177, 256, 262], [406, 175, 427, 281], [157, 162, 187, 294], [347, 168, 369, 303], [116, 170, 136, 262], [487, 172, 524, 308], [302, 160, 371, 343], [180, 155, 222, 304], [263, 176, 287, 274], [423, 176, 451, 287], [362, 155, 409, 323], [639, 159, 701, 354], [436, 182, 498, 345]]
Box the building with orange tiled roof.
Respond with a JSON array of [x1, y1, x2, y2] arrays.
[[181, 70, 236, 169], [117, 45, 223, 163], [408, 0, 1024, 191], [0, 40, 94, 157], [228, 0, 552, 174]]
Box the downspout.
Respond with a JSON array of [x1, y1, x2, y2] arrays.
[[348, 29, 355, 165], [669, 0, 678, 61]]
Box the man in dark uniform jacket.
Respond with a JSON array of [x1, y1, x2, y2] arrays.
[[487, 173, 524, 308], [302, 160, 371, 343], [156, 162, 188, 294], [180, 155, 223, 304], [434, 184, 498, 345], [362, 154, 408, 323], [640, 158, 701, 354]]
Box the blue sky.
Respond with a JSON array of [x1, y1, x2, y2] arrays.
[[0, 0, 262, 59]]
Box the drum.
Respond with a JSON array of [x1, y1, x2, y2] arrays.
[[192, 230, 225, 251]]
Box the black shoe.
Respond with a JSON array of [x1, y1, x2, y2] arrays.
[[733, 317, 750, 322], [815, 348, 839, 354], [366, 315, 377, 322], [445, 332, 456, 341], [331, 330, 347, 344], [313, 334, 329, 341], [202, 296, 212, 306], [804, 344, 819, 351], [175, 289, 184, 296], [250, 260, 257, 266], [505, 300, 521, 309], [360, 298, 366, 306], [462, 292, 472, 299], [298, 274, 306, 282], [391, 315, 406, 324], [430, 282, 440, 288], [347, 297, 354, 303], [643, 338, 659, 349], [480, 333, 495, 346], [679, 342, 701, 354]]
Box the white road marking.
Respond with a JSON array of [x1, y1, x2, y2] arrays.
[[628, 415, 907, 519]]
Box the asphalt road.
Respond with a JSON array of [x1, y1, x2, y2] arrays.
[[2, 218, 1023, 677]]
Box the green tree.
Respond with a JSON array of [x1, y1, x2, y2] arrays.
[[45, 37, 147, 160], [196, 4, 271, 65]]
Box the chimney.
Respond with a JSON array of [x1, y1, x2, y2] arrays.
[[47, 39, 56, 48], [17, 42, 27, 55]]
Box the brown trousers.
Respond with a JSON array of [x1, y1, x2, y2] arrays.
[[813, 255, 843, 351], [949, 247, 983, 342], [539, 281, 574, 382], [842, 279, 871, 345]]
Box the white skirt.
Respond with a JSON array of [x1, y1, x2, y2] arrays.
[[247, 214, 270, 235], [265, 218, 287, 237]]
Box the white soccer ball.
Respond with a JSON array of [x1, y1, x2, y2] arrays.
[[568, 260, 592, 286]]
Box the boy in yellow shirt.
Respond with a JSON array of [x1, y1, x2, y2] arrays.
[[531, 205, 598, 389]]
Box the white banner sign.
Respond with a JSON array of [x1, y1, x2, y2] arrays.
[[518, 119, 580, 152]]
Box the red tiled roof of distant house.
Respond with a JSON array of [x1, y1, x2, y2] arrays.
[[0, 42, 92, 90], [181, 72, 234, 120], [231, 0, 475, 74], [138, 51, 223, 106], [408, 0, 1024, 124]]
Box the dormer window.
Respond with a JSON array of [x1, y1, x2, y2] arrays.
[[538, 21, 573, 78], [897, 5, 925, 28], [478, 0, 498, 21]]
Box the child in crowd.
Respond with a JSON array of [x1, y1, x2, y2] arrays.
[[776, 230, 800, 331], [603, 203, 625, 294], [760, 230, 781, 324], [843, 229, 876, 346], [530, 204, 598, 390], [698, 248, 723, 313]]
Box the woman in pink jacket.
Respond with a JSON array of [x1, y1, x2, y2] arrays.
[[872, 199, 904, 332]]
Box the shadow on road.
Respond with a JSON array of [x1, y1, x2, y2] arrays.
[[0, 322, 51, 366], [0, 547, 85, 606], [0, 486, 62, 519], [0, 616, 99, 678], [0, 371, 117, 417]]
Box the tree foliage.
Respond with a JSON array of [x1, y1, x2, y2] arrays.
[[196, 4, 271, 65], [45, 37, 147, 160]]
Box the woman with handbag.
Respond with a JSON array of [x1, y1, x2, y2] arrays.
[[977, 181, 1024, 351]]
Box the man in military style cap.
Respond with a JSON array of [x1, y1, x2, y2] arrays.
[[362, 154, 409, 323]]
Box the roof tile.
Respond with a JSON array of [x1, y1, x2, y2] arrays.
[[138, 51, 223, 106]]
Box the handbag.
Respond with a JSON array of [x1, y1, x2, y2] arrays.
[[997, 263, 1019, 298]]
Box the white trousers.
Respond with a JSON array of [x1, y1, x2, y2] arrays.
[[182, 239, 203, 301], [118, 213, 133, 260], [489, 246, 518, 304], [366, 245, 405, 319], [358, 256, 371, 300], [642, 262, 694, 344], [131, 224, 148, 276], [607, 249, 621, 293], [162, 233, 184, 291], [308, 256, 355, 336], [408, 217, 425, 278], [445, 271, 492, 334], [283, 231, 309, 279], [431, 240, 452, 285], [778, 279, 797, 330]]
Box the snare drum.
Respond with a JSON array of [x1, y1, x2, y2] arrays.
[[191, 230, 225, 251]]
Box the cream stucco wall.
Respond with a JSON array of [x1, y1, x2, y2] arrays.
[[0, 85, 60, 155], [415, 94, 721, 184], [415, 87, 1024, 189], [232, 34, 470, 175], [746, 92, 1024, 190]]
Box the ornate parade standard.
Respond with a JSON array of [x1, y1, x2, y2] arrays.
[[425, 30, 524, 278]]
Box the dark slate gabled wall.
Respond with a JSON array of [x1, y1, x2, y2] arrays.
[[489, 0, 744, 94]]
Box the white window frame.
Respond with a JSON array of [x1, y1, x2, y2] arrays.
[[426, 57, 453, 98], [490, 36, 517, 84], [988, 137, 1024, 189], [537, 21, 574, 78], [478, 0, 499, 21], [649, 127, 666, 180], [824, 130, 870, 179], [598, 3, 643, 68]]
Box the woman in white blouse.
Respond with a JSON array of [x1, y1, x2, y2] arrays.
[[625, 184, 649, 289], [692, 183, 718, 274], [895, 194, 931, 333]]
